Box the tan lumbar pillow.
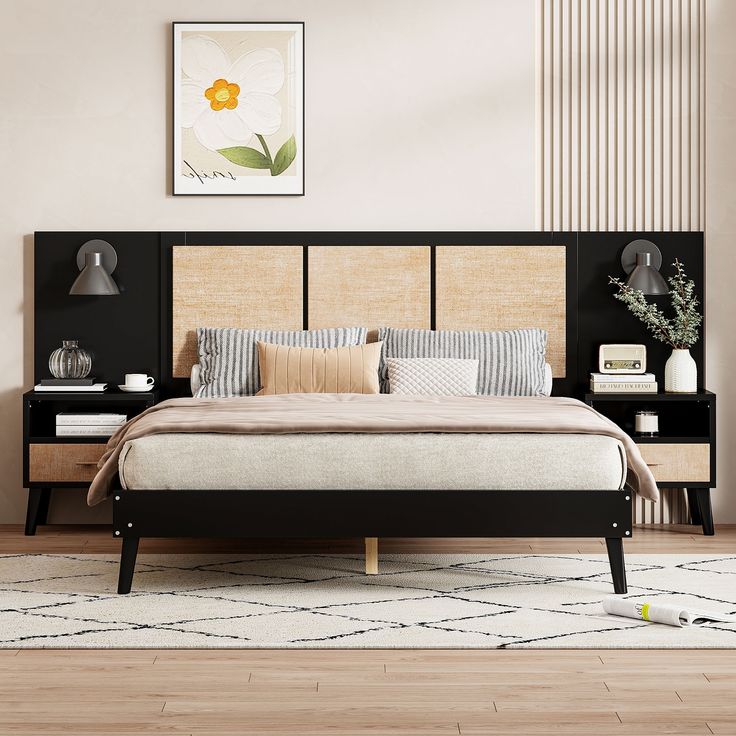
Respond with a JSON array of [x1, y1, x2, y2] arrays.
[[257, 341, 382, 395]]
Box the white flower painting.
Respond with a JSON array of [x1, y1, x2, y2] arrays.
[[173, 23, 304, 195]]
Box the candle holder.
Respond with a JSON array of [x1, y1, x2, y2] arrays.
[[635, 410, 659, 437]]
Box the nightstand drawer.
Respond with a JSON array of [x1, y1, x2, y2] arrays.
[[637, 443, 710, 483], [28, 443, 106, 483]]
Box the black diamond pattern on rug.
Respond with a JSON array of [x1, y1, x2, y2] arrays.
[[0, 553, 734, 648]]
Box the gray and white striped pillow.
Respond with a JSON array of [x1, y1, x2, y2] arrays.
[[377, 327, 548, 396], [196, 327, 368, 397]]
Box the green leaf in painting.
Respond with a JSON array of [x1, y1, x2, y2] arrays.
[[217, 146, 271, 169], [271, 136, 297, 176]]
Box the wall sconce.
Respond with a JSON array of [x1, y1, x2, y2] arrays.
[[69, 239, 120, 295], [620, 239, 670, 295]]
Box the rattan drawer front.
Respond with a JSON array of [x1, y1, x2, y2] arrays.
[[29, 444, 105, 483], [637, 443, 710, 483]]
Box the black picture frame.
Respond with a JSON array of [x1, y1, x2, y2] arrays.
[[172, 21, 305, 196]]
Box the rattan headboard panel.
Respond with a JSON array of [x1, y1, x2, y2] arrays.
[[170, 242, 568, 381], [172, 245, 303, 377], [435, 245, 567, 377], [307, 246, 431, 331]]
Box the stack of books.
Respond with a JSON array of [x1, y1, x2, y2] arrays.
[[35, 379, 107, 392], [55, 413, 127, 437], [590, 372, 658, 393]]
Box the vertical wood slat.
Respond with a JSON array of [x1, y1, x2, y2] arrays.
[[699, 0, 705, 229], [633, 490, 688, 526], [538, 0, 704, 232]]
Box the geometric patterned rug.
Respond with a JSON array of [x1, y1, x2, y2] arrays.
[[1, 554, 735, 648]]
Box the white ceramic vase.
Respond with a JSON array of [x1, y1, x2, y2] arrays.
[[664, 348, 697, 392]]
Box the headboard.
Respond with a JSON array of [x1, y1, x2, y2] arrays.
[[34, 231, 705, 399], [169, 242, 569, 380], [161, 233, 576, 393]]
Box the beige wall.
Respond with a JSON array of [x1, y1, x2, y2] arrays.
[[0, 0, 732, 524], [706, 0, 736, 525], [0, 0, 536, 524]]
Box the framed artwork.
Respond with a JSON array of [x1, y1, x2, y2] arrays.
[[173, 22, 304, 196]]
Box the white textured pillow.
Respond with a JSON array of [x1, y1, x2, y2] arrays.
[[386, 358, 479, 396]]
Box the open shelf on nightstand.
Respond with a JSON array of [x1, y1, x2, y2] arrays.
[[584, 390, 716, 535]]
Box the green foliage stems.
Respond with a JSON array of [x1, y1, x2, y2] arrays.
[[608, 259, 703, 350]]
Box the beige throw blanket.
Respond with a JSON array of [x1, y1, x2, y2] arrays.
[[87, 394, 659, 505]]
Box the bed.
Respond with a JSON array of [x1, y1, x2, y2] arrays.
[[91, 393, 657, 594], [85, 240, 663, 594]]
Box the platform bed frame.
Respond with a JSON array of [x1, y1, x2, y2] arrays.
[[113, 487, 632, 594], [76, 231, 704, 593]]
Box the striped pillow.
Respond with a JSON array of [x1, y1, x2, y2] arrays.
[[377, 327, 548, 396], [196, 327, 368, 397], [257, 341, 382, 395]]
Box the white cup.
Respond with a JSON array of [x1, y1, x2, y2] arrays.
[[125, 373, 154, 388]]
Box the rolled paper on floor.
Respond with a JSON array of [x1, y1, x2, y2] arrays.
[[603, 596, 736, 627]]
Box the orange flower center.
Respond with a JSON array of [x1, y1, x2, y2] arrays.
[[204, 78, 240, 111]]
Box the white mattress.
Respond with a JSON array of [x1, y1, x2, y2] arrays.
[[118, 433, 626, 491]]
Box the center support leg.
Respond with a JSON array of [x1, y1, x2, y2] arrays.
[[365, 537, 378, 575], [605, 537, 627, 594]]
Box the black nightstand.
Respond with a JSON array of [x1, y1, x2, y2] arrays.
[[584, 391, 716, 535], [22, 389, 159, 535]]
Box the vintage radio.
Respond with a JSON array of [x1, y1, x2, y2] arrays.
[[598, 344, 647, 374]]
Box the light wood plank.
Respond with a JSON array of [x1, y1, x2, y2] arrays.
[[707, 719, 736, 735], [2, 523, 733, 555], [461, 724, 711, 735]]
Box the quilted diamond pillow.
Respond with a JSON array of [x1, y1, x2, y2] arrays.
[[386, 358, 479, 396]]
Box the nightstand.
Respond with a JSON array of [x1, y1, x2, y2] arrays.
[[584, 391, 716, 535], [22, 389, 159, 535]]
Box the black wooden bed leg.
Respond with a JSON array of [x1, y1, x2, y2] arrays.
[[605, 537, 627, 594], [687, 489, 702, 526], [25, 488, 51, 536], [118, 537, 140, 594], [694, 489, 715, 536]]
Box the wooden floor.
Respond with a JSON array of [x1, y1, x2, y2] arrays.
[[1, 524, 735, 735]]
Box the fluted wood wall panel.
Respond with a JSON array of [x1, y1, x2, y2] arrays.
[[634, 488, 688, 524], [537, 0, 705, 231]]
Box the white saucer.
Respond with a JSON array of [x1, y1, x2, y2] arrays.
[[118, 384, 154, 393]]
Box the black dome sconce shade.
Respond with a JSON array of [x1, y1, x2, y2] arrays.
[[620, 239, 670, 295], [69, 239, 120, 296]]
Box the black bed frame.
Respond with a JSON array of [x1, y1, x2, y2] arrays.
[[113, 489, 632, 594], [34, 231, 705, 596]]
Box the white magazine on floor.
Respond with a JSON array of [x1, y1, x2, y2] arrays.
[[603, 596, 736, 627]]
